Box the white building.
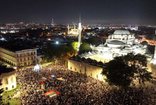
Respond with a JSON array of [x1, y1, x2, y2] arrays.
[[68, 29, 156, 81], [0, 66, 16, 91], [80, 30, 147, 63]]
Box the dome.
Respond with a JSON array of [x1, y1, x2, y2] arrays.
[[113, 30, 130, 35]]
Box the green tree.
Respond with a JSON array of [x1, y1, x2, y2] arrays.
[[70, 41, 78, 51], [102, 56, 135, 88], [123, 53, 152, 85], [79, 42, 92, 54], [102, 53, 152, 88], [43, 43, 76, 62], [84, 38, 99, 45]]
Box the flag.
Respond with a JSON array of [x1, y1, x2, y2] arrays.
[[44, 90, 61, 97], [40, 81, 45, 89], [57, 77, 65, 81], [41, 84, 45, 89]]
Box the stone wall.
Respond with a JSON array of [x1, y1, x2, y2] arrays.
[[68, 59, 104, 81]]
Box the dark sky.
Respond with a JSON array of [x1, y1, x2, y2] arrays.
[[0, 0, 156, 25]]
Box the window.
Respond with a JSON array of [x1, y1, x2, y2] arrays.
[[11, 77, 14, 83], [70, 67, 72, 70], [5, 87, 8, 90], [80, 69, 81, 73], [75, 68, 76, 71], [91, 73, 92, 76], [96, 75, 98, 79], [12, 85, 14, 89], [5, 78, 8, 85]]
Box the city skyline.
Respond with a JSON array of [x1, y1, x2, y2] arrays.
[[0, 0, 156, 25]]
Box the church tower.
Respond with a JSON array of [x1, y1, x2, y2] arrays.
[[77, 15, 82, 51]]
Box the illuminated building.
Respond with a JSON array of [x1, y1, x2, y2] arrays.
[[0, 66, 16, 91], [68, 29, 156, 81], [0, 41, 37, 67], [68, 24, 79, 36], [68, 56, 104, 81], [80, 30, 146, 63]]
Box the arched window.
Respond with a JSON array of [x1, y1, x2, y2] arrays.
[[5, 78, 8, 85], [96, 74, 98, 79], [11, 77, 14, 83]]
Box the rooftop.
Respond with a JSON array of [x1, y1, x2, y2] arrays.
[[0, 41, 36, 52], [0, 65, 15, 74], [69, 56, 106, 68]]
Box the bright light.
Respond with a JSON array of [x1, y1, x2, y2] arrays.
[[56, 41, 59, 44], [151, 59, 156, 65], [34, 64, 42, 72]]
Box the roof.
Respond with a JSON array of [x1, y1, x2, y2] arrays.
[[0, 65, 15, 74], [0, 41, 36, 52], [69, 56, 105, 68]]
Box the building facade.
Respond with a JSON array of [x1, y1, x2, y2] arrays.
[[0, 42, 37, 67], [0, 67, 16, 91], [68, 56, 105, 81]]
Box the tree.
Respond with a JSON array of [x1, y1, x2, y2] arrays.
[[102, 53, 152, 88], [70, 41, 78, 51], [102, 56, 135, 88], [79, 42, 92, 54], [84, 38, 99, 46], [123, 53, 152, 85], [43, 43, 76, 62]]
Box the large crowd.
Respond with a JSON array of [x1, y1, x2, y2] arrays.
[[16, 63, 156, 105]]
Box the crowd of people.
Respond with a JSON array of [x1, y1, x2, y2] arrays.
[[16, 63, 155, 105]]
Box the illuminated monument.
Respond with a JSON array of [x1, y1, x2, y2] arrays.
[[68, 24, 78, 35], [68, 29, 154, 81], [80, 30, 146, 63]]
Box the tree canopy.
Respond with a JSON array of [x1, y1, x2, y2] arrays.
[[102, 53, 152, 88], [83, 38, 99, 46], [79, 42, 92, 54], [43, 43, 77, 62]]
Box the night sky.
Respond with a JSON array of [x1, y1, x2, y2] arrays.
[[0, 0, 156, 25]]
